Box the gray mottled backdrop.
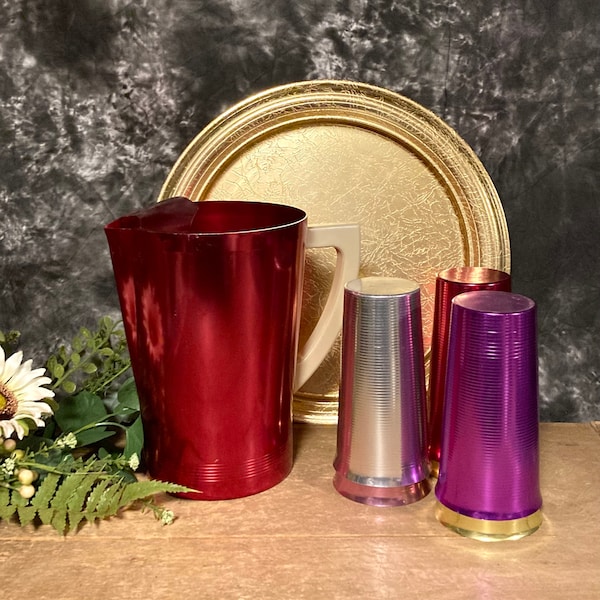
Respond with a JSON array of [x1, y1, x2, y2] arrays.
[[1, 0, 598, 421]]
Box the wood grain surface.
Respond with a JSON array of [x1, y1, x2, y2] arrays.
[[1, 423, 599, 599]]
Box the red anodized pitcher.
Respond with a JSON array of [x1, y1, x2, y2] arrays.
[[105, 197, 360, 500]]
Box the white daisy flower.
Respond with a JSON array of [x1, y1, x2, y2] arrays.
[[0, 347, 55, 440]]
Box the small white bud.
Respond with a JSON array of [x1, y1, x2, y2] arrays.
[[128, 453, 140, 471]]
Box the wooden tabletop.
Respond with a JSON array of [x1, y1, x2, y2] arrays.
[[3, 422, 600, 599]]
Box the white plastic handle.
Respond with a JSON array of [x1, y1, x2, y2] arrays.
[[293, 223, 361, 391]]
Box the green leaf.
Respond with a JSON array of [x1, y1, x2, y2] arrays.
[[71, 336, 84, 353], [61, 380, 77, 394], [67, 473, 99, 513], [94, 483, 123, 519], [124, 415, 144, 460], [107, 483, 126, 515], [37, 507, 54, 525], [54, 392, 108, 433], [51, 509, 68, 534], [31, 473, 61, 509], [115, 467, 137, 484], [117, 377, 140, 411], [52, 471, 89, 508], [1, 466, 191, 534], [0, 487, 16, 521], [99, 316, 114, 332], [52, 363, 65, 379], [12, 489, 27, 506], [17, 505, 38, 527], [84, 478, 112, 519], [97, 447, 110, 459], [70, 352, 81, 366], [48, 470, 107, 534], [82, 363, 98, 374], [9, 488, 28, 521], [75, 428, 115, 447], [67, 473, 99, 531], [120, 480, 190, 506], [54, 392, 114, 446]]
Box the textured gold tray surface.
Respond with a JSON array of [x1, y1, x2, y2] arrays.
[[159, 80, 510, 423]]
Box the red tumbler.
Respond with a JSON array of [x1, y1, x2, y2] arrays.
[[428, 267, 511, 476]]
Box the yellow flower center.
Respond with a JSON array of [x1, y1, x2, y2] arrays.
[[0, 383, 18, 420]]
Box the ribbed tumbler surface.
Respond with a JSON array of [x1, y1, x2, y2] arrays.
[[435, 291, 543, 541], [334, 277, 431, 506], [428, 267, 511, 476]]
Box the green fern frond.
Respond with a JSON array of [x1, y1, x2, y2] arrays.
[[0, 318, 190, 536], [31, 473, 61, 509], [16, 505, 38, 527], [0, 487, 15, 521], [50, 508, 68, 534], [37, 507, 55, 526], [12, 489, 37, 527], [4, 471, 191, 535], [84, 477, 112, 520], [92, 481, 123, 521], [51, 473, 88, 510], [120, 480, 187, 506], [67, 473, 99, 531]]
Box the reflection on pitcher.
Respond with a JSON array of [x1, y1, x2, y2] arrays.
[[105, 197, 360, 500]]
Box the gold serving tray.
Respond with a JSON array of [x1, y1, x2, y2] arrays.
[[158, 80, 510, 424]]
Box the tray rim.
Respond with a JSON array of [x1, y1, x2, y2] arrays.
[[157, 79, 511, 423]]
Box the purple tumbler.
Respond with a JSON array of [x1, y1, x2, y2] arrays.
[[435, 291, 543, 541]]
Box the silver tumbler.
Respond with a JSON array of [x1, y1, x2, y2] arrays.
[[333, 277, 431, 506]]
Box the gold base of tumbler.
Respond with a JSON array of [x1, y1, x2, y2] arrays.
[[430, 460, 439, 479], [435, 502, 543, 542]]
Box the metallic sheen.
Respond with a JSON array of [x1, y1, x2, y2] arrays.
[[435, 291, 542, 539], [158, 80, 511, 423], [428, 267, 511, 475], [334, 277, 431, 506], [105, 198, 309, 500], [435, 503, 543, 542]]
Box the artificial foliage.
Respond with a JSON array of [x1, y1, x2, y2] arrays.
[[0, 317, 191, 534]]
